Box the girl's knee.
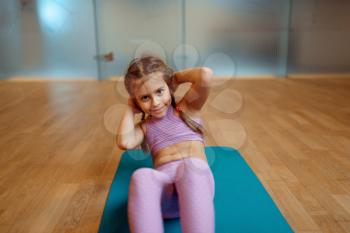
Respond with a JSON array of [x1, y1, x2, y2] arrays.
[[130, 168, 154, 186], [175, 159, 215, 199], [131, 168, 152, 180], [130, 167, 170, 187]]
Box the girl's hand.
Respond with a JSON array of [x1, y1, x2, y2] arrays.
[[128, 98, 142, 114]]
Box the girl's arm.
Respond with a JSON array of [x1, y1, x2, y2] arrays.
[[174, 67, 212, 85], [116, 102, 144, 150], [174, 67, 213, 111]]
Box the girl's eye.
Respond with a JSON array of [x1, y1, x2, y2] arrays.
[[141, 96, 149, 101], [140, 89, 163, 101]]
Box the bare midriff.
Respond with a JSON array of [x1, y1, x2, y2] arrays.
[[153, 140, 207, 169]]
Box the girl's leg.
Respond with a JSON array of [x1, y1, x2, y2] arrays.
[[128, 167, 172, 233], [175, 158, 215, 233]]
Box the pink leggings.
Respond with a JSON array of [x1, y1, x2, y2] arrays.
[[128, 157, 215, 233]]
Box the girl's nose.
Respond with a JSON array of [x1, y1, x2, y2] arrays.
[[152, 97, 161, 107]]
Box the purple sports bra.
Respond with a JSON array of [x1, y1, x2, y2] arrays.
[[144, 105, 205, 154]]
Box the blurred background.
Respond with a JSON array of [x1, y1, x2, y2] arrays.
[[1, 0, 349, 80]]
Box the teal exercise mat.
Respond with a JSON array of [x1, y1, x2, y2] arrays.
[[98, 146, 294, 233]]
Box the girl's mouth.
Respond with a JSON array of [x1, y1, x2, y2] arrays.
[[152, 106, 164, 113]]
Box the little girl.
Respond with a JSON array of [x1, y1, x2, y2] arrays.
[[116, 55, 215, 233]]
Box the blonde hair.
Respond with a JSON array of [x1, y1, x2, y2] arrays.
[[124, 55, 205, 154]]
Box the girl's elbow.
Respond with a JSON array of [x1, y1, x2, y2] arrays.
[[117, 142, 128, 151], [200, 67, 213, 84], [116, 136, 128, 150], [201, 67, 213, 78]]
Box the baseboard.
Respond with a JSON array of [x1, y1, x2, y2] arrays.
[[3, 74, 349, 82], [3, 76, 98, 82], [108, 75, 279, 81], [288, 73, 350, 79]]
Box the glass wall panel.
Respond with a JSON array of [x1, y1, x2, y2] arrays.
[[185, 0, 291, 77], [0, 0, 97, 79], [288, 0, 350, 74], [95, 0, 182, 78]]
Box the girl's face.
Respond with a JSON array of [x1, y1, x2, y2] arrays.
[[132, 72, 172, 118]]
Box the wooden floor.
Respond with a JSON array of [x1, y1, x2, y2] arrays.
[[0, 77, 349, 233]]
